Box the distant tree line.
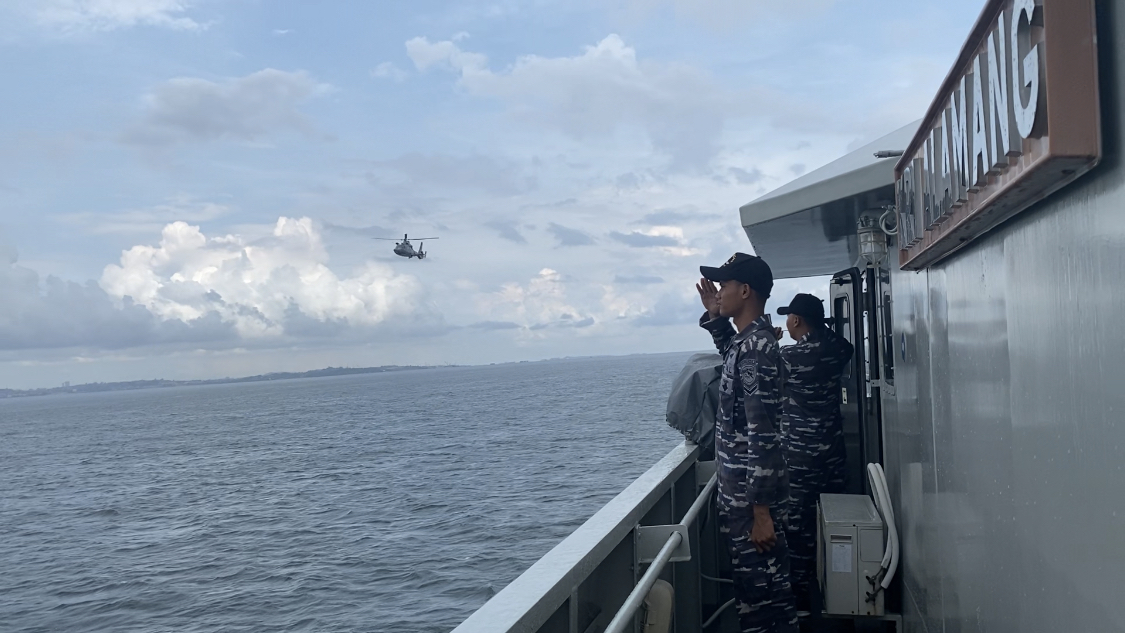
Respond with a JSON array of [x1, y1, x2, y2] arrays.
[[0, 365, 442, 399]]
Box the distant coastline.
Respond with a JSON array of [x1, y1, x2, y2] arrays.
[[0, 366, 440, 399], [0, 351, 703, 399]]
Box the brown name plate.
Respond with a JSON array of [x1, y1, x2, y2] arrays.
[[895, 0, 1101, 270]]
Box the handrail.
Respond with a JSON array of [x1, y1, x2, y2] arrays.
[[603, 532, 683, 633], [682, 473, 717, 527], [602, 472, 717, 632], [451, 442, 700, 633]]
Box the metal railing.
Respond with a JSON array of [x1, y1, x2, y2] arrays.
[[452, 441, 720, 633], [603, 533, 683, 633], [603, 473, 717, 633]]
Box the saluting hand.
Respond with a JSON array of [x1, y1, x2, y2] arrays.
[[696, 278, 720, 319], [773, 327, 783, 341]]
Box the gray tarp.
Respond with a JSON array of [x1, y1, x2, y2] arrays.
[[666, 353, 722, 449]]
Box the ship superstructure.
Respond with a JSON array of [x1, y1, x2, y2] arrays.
[[453, 0, 1123, 631]]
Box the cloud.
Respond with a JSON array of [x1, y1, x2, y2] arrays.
[[547, 223, 595, 247], [616, 173, 643, 189], [466, 320, 521, 330], [556, 315, 595, 328], [728, 166, 764, 184], [609, 230, 679, 247], [272, 28, 292, 36], [485, 220, 527, 244], [100, 217, 431, 339], [63, 196, 231, 235], [321, 222, 396, 239], [405, 34, 729, 166], [405, 37, 488, 72], [371, 62, 408, 82], [613, 0, 836, 31], [633, 292, 700, 327], [0, 218, 442, 353], [0, 250, 235, 351], [28, 0, 203, 32], [607, 226, 703, 256], [123, 69, 331, 147], [637, 208, 719, 225], [366, 153, 536, 196], [614, 274, 665, 285], [479, 268, 595, 330]]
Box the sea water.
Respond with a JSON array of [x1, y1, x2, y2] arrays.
[[0, 353, 689, 632]]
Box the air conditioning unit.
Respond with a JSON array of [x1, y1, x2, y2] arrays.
[[817, 493, 885, 616]]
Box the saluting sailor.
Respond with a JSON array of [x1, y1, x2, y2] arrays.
[[696, 253, 797, 633], [775, 293, 854, 610]]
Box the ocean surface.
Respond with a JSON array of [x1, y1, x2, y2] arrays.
[[0, 353, 691, 632]]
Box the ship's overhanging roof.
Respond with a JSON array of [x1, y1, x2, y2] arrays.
[[739, 121, 920, 279]]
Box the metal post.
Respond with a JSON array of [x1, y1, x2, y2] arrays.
[[603, 532, 683, 633], [681, 474, 717, 528]]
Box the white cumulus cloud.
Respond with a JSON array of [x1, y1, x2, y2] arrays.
[[100, 217, 428, 338], [123, 69, 331, 147], [0, 244, 234, 351], [479, 268, 596, 331]]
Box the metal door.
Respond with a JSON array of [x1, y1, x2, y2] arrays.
[[829, 268, 870, 495]]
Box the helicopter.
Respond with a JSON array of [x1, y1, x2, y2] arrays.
[[372, 234, 438, 259]]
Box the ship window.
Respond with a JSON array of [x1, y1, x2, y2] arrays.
[[833, 296, 850, 341], [834, 295, 852, 380], [881, 292, 894, 383]]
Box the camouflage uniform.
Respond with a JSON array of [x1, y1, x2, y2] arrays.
[[779, 325, 854, 604], [701, 312, 798, 633]]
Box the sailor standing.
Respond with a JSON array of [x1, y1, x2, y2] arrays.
[[696, 253, 798, 633], [775, 293, 854, 609]]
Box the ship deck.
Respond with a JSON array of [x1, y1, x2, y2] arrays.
[[452, 442, 900, 633]]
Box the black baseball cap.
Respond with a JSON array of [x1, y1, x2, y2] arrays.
[[700, 253, 773, 298], [777, 293, 826, 323]]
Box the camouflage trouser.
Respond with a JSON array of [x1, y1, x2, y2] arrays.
[[719, 510, 798, 633], [785, 450, 847, 603]]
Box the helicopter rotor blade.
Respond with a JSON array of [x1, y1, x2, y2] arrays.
[[409, 237, 439, 240]]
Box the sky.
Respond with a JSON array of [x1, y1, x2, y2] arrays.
[[0, 0, 985, 389]]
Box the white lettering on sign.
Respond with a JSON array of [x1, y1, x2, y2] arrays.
[[971, 56, 990, 189], [988, 14, 1020, 166], [897, 1, 1045, 247], [948, 82, 970, 204], [1012, 0, 1042, 138]]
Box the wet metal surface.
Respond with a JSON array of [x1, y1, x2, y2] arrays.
[[883, 3, 1125, 631]]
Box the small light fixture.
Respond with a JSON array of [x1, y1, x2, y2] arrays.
[[857, 214, 888, 267]]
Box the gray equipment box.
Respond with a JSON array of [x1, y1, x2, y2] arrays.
[[817, 493, 885, 616]]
